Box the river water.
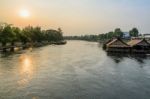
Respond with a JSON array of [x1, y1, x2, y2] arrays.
[[0, 40, 150, 99]]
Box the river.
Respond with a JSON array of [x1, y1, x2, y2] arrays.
[[0, 40, 150, 99]]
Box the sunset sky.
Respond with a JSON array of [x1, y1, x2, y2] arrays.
[[0, 0, 150, 35]]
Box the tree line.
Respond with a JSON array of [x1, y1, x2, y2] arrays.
[[64, 35, 99, 42], [99, 28, 139, 40], [65, 28, 139, 41], [0, 23, 64, 47]]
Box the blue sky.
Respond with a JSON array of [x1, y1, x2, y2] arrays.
[[0, 0, 150, 35]]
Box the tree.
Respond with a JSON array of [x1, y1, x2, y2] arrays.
[[0, 24, 4, 43], [12, 27, 22, 42], [57, 28, 63, 40], [0, 22, 65, 48], [114, 28, 123, 38], [129, 28, 139, 37], [22, 26, 33, 43], [107, 31, 114, 39], [0, 23, 15, 46], [32, 26, 43, 42]]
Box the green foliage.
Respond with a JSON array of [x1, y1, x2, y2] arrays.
[[0, 23, 64, 46], [65, 28, 124, 41], [129, 28, 139, 37], [65, 28, 139, 42], [45, 28, 63, 42], [0, 23, 16, 46], [12, 27, 21, 42], [114, 28, 123, 37], [64, 35, 99, 41]]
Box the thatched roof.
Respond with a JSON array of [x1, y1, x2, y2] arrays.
[[106, 39, 117, 46], [127, 39, 150, 47], [104, 39, 113, 45], [106, 38, 130, 48]]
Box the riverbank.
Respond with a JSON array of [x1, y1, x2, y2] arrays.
[[0, 40, 67, 52]]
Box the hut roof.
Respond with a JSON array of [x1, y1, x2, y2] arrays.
[[127, 39, 150, 47], [106, 38, 130, 48], [104, 39, 113, 45]]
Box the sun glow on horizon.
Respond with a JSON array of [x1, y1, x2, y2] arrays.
[[19, 9, 30, 18]]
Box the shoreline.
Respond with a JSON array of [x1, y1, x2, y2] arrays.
[[0, 40, 67, 53]]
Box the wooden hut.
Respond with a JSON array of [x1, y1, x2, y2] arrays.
[[106, 38, 130, 53], [127, 39, 150, 54], [102, 39, 113, 49]]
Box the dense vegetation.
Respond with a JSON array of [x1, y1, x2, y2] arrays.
[[65, 28, 139, 42], [64, 35, 99, 42], [0, 23, 64, 47]]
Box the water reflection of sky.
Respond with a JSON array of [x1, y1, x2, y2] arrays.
[[0, 41, 150, 99]]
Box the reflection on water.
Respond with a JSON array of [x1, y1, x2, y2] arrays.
[[18, 54, 34, 87], [0, 40, 150, 99], [107, 52, 148, 66]]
